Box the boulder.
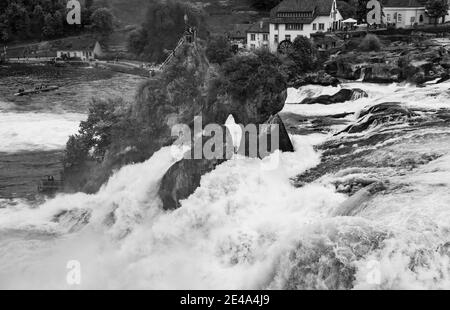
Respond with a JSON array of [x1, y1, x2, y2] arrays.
[[290, 71, 340, 88], [261, 114, 295, 153], [298, 89, 368, 105], [159, 115, 295, 210], [159, 158, 226, 211], [339, 102, 418, 134]]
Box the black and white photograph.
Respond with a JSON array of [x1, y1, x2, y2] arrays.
[[1, 0, 450, 293]]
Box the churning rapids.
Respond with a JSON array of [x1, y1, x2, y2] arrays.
[[0, 81, 450, 289]]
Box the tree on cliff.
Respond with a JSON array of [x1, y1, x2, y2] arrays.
[[221, 49, 287, 101], [127, 0, 207, 62], [282, 35, 316, 79], [426, 0, 449, 25], [206, 35, 233, 65]]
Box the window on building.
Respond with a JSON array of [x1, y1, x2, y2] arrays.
[[250, 44, 256, 50], [251, 34, 256, 41], [387, 14, 391, 22], [319, 23, 325, 30], [285, 35, 291, 41], [274, 34, 279, 43], [411, 17, 415, 23], [275, 24, 279, 30], [286, 23, 303, 30], [263, 34, 268, 41], [313, 23, 317, 30], [420, 15, 424, 22], [398, 14, 402, 22]]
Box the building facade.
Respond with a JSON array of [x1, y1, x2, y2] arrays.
[[381, 0, 450, 28], [246, 19, 270, 50], [268, 0, 343, 52], [56, 41, 103, 61]]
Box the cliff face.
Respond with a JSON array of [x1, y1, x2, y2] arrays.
[[64, 39, 293, 208]]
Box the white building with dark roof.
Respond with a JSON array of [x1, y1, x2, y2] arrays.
[[246, 19, 270, 50], [268, 0, 343, 52], [382, 0, 429, 27]]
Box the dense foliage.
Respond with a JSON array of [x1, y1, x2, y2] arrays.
[[337, 0, 357, 19], [279, 35, 317, 79], [250, 0, 282, 10], [0, 0, 112, 42], [64, 97, 129, 168], [127, 0, 207, 63], [426, 0, 449, 25], [220, 49, 287, 100], [205, 35, 233, 65]]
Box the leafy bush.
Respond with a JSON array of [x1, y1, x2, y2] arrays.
[[220, 49, 287, 100], [63, 97, 129, 168], [64, 135, 91, 168], [281, 35, 317, 79], [359, 34, 382, 52], [205, 35, 233, 65], [90, 8, 114, 34]]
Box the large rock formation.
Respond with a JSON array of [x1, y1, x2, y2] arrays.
[[84, 40, 293, 210], [159, 113, 295, 211]]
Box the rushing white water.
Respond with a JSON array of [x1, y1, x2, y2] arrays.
[[285, 81, 450, 116], [0, 112, 85, 153], [0, 81, 449, 289]]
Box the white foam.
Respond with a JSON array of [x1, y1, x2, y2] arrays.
[[0, 112, 85, 153]]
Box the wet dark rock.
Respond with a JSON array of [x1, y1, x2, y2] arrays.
[[298, 88, 368, 105], [281, 112, 352, 136], [290, 71, 340, 88], [262, 114, 294, 153], [339, 102, 418, 134], [325, 43, 450, 85], [52, 209, 92, 233], [159, 158, 226, 211], [160, 115, 295, 211]]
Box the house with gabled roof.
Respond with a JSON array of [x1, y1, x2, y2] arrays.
[[228, 24, 252, 50], [246, 19, 270, 50], [56, 39, 103, 61], [268, 0, 343, 52]]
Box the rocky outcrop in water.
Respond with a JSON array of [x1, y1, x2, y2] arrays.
[[290, 71, 340, 88], [160, 114, 295, 211], [64, 41, 294, 204], [325, 41, 450, 84], [159, 158, 227, 211], [298, 88, 368, 105], [338, 102, 418, 134]]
